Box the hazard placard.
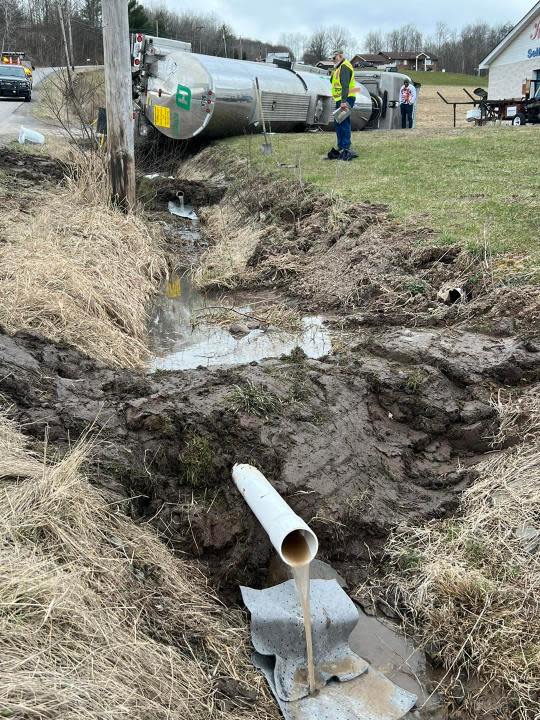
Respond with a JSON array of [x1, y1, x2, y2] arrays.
[[153, 105, 171, 128]]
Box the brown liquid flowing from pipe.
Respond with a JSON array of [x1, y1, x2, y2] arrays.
[[282, 531, 316, 695]]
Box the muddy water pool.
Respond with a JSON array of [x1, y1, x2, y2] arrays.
[[148, 274, 332, 371]]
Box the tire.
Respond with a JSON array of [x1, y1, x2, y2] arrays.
[[512, 113, 526, 126], [24, 94, 31, 103]]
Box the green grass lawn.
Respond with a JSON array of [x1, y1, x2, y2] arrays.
[[406, 70, 485, 87], [224, 126, 539, 257]]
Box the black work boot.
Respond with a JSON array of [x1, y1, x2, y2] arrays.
[[338, 149, 353, 161], [327, 147, 340, 160]]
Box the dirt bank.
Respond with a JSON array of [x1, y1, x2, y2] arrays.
[[186, 149, 539, 338], [3, 325, 538, 596]]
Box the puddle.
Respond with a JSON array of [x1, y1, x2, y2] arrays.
[[148, 274, 332, 372]]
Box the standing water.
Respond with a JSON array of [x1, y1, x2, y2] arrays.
[[281, 531, 316, 695], [148, 274, 331, 371]]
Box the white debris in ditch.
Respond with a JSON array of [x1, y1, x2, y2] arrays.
[[18, 126, 45, 145]]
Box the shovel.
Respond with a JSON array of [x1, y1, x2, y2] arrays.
[[255, 77, 272, 156]]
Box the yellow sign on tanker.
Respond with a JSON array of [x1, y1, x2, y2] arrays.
[[153, 105, 171, 128]]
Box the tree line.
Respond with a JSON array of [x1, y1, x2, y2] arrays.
[[364, 22, 513, 74], [0, 1, 513, 76], [0, 0, 289, 66], [282, 21, 513, 75]]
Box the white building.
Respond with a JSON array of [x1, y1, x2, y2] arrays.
[[479, 1, 540, 99]]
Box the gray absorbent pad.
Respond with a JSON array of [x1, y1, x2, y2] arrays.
[[241, 579, 416, 720]]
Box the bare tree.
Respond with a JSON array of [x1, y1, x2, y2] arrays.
[[383, 24, 423, 53], [278, 31, 307, 62], [303, 29, 330, 65], [326, 25, 355, 56], [365, 29, 384, 53], [0, 3, 516, 75]]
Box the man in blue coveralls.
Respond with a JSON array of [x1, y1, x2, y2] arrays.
[[327, 50, 358, 161]]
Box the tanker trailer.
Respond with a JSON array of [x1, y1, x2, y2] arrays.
[[354, 70, 419, 130], [131, 35, 373, 141]]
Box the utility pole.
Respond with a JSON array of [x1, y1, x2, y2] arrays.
[[57, 4, 73, 90], [196, 25, 204, 54], [222, 25, 228, 58], [102, 0, 136, 210], [67, 8, 75, 70]]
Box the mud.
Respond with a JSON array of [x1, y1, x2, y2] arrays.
[[1, 147, 539, 593], [2, 326, 538, 595], [139, 174, 228, 209], [0, 146, 65, 182]]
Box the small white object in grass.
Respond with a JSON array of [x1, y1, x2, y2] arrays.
[[437, 286, 465, 305], [18, 126, 45, 145]]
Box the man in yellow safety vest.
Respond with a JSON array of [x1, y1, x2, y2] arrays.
[[328, 50, 358, 161]]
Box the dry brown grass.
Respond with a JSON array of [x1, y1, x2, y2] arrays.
[[415, 85, 479, 130], [37, 68, 105, 136], [194, 300, 303, 334], [0, 153, 166, 368], [385, 391, 540, 719], [193, 204, 266, 290], [0, 414, 277, 720]]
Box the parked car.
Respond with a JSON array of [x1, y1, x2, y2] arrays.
[[0, 65, 32, 101]]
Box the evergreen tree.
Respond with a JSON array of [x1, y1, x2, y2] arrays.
[[128, 0, 151, 33]]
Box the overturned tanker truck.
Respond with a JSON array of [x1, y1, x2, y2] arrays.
[[131, 34, 415, 141]]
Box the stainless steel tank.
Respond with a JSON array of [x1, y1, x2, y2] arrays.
[[350, 84, 375, 130], [354, 70, 418, 130], [138, 43, 336, 140], [134, 37, 375, 140]]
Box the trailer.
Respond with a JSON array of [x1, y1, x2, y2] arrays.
[[471, 82, 540, 126], [354, 70, 419, 130], [438, 80, 540, 127], [131, 35, 399, 142]]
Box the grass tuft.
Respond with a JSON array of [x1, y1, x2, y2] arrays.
[[226, 381, 283, 418], [180, 435, 214, 487]]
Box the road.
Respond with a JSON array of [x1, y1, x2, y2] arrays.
[[0, 68, 55, 132]]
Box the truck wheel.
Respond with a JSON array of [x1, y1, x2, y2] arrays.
[[512, 113, 526, 126], [24, 94, 31, 103]]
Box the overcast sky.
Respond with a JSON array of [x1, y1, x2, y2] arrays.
[[163, 0, 533, 44]]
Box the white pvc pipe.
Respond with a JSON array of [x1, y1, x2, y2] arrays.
[[232, 463, 318, 567]]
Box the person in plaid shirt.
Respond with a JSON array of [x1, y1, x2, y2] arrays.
[[400, 79, 416, 129]]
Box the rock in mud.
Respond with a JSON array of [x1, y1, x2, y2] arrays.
[[229, 322, 250, 336], [1, 327, 539, 595]]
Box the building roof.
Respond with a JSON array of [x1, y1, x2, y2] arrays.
[[479, 1, 540, 68], [351, 53, 389, 65], [316, 60, 334, 69], [379, 51, 438, 61]]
